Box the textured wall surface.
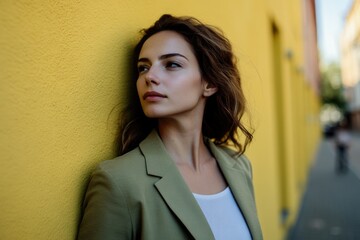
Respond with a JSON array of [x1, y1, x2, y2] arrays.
[[0, 1, 320, 239]]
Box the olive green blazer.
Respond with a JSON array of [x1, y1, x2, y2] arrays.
[[78, 130, 263, 240]]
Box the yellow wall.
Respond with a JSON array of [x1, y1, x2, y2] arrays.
[[0, 1, 320, 239]]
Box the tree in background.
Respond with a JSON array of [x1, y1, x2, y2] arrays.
[[321, 62, 347, 112], [319, 62, 348, 129]]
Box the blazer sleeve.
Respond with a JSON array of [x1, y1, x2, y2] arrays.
[[77, 165, 133, 240]]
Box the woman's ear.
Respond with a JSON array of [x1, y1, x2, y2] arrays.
[[203, 82, 218, 97]]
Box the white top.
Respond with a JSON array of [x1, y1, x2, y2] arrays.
[[336, 129, 351, 145], [193, 187, 252, 240]]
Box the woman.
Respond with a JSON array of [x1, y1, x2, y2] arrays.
[[78, 14, 263, 240], [334, 120, 351, 173]]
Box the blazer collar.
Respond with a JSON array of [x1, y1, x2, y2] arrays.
[[139, 130, 215, 240], [207, 142, 263, 240], [139, 130, 262, 240]]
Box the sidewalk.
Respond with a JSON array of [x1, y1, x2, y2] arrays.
[[288, 133, 360, 240]]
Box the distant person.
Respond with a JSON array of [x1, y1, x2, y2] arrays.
[[334, 121, 351, 173], [77, 14, 263, 239]]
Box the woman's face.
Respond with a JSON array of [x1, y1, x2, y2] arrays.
[[136, 30, 213, 120]]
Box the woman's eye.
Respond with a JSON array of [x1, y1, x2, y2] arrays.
[[165, 62, 181, 69], [137, 65, 149, 74]]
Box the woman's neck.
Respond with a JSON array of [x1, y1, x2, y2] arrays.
[[157, 118, 212, 172]]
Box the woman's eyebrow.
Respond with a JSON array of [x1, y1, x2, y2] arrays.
[[159, 53, 188, 61], [137, 57, 150, 63], [137, 53, 188, 63]]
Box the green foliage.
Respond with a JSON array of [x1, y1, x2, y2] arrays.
[[320, 62, 347, 111]]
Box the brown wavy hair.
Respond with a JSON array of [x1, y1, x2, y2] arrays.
[[119, 14, 253, 155]]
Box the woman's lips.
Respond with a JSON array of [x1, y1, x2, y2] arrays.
[[143, 91, 167, 100]]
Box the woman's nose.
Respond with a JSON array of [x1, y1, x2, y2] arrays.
[[144, 67, 160, 85]]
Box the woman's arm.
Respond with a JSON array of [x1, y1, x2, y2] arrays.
[[77, 166, 133, 240]]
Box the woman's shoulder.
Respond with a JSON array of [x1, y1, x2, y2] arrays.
[[94, 147, 147, 183], [218, 145, 253, 175], [103, 147, 143, 164]]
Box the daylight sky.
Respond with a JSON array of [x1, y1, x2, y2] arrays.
[[315, 0, 354, 64]]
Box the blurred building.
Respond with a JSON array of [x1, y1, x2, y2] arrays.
[[341, 0, 360, 130], [303, 0, 321, 94]]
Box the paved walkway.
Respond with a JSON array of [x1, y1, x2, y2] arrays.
[[288, 133, 360, 240]]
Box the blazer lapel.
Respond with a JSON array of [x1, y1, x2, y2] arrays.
[[208, 142, 263, 240], [139, 130, 215, 240]]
